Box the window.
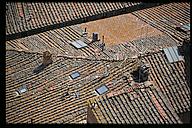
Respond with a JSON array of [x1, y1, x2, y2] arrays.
[[16, 85, 28, 95], [70, 71, 80, 79], [163, 46, 183, 63], [70, 40, 87, 49], [95, 85, 109, 95]]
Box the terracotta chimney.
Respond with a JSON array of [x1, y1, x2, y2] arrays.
[[43, 51, 52, 66]]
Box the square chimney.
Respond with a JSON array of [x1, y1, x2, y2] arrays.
[[43, 51, 52, 66]]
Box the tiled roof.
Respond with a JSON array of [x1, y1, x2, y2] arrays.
[[91, 35, 190, 115], [6, 50, 139, 123], [6, 25, 138, 61], [5, 2, 190, 124], [109, 34, 179, 55], [6, 2, 141, 39], [6, 44, 190, 123], [79, 13, 163, 45], [144, 50, 190, 114], [6, 50, 103, 123], [6, 25, 96, 56], [87, 82, 182, 124], [132, 2, 190, 42]]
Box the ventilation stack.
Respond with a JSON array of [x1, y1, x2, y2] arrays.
[[101, 36, 105, 51], [102, 36, 104, 44], [82, 28, 88, 37], [130, 62, 150, 83], [139, 64, 150, 82]]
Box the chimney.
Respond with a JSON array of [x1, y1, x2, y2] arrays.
[[139, 63, 150, 82], [43, 51, 53, 66], [33, 51, 52, 74], [92, 32, 100, 42]]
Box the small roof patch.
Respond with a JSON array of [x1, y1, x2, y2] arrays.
[[70, 40, 87, 49]]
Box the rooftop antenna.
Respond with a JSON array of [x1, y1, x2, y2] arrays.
[[103, 63, 110, 77], [102, 35, 104, 44], [101, 36, 105, 51], [82, 27, 88, 43]]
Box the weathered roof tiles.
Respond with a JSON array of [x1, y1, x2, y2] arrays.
[[87, 82, 182, 124]]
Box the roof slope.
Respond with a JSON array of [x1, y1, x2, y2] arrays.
[[5, 2, 190, 124], [6, 25, 96, 56], [6, 2, 141, 39], [6, 50, 105, 123], [144, 50, 190, 114], [6, 25, 138, 61], [109, 34, 179, 54], [132, 2, 190, 42], [79, 13, 163, 45], [87, 82, 182, 124], [6, 45, 190, 123], [6, 50, 139, 123]]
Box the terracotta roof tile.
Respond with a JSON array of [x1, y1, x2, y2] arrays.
[[88, 82, 182, 124], [144, 51, 190, 114], [132, 2, 190, 42], [6, 49, 140, 123], [6, 2, 141, 39], [6, 2, 190, 124]]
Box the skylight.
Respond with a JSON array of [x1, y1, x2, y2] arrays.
[[95, 85, 109, 95], [70, 40, 87, 49], [163, 46, 183, 63], [70, 71, 80, 79], [16, 85, 28, 95]]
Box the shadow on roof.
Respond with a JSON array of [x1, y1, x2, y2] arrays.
[[33, 64, 46, 74], [179, 39, 191, 87]]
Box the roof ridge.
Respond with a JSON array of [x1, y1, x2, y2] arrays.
[[6, 48, 139, 62]]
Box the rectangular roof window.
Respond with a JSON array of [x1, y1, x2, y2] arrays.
[[17, 85, 28, 94], [168, 46, 178, 62], [71, 40, 87, 49], [163, 48, 173, 63], [163, 46, 183, 63], [70, 71, 80, 79], [182, 23, 190, 31], [95, 85, 109, 95]]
